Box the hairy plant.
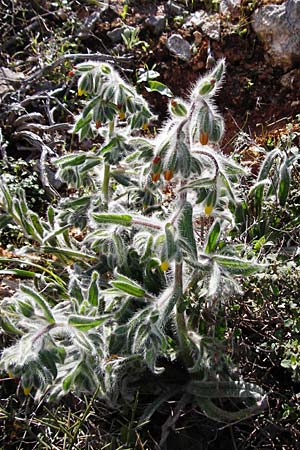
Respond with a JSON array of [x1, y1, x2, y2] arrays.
[[235, 129, 300, 243], [0, 60, 267, 428]]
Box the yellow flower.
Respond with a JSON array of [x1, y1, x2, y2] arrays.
[[23, 386, 32, 396], [160, 260, 169, 272], [78, 87, 85, 96], [118, 110, 126, 120], [204, 204, 214, 216], [8, 371, 14, 379], [142, 123, 149, 131]]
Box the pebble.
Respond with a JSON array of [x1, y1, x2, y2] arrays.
[[144, 16, 166, 36], [166, 33, 191, 61], [107, 26, 127, 44], [165, 0, 187, 17]]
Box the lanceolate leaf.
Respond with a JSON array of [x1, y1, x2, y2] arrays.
[[38, 349, 59, 379], [1, 182, 13, 212], [249, 179, 270, 199], [29, 212, 44, 238], [93, 213, 133, 226], [68, 315, 109, 331], [165, 223, 177, 261], [0, 269, 36, 278], [54, 153, 87, 168], [177, 141, 191, 178], [40, 247, 96, 262], [188, 380, 264, 399], [88, 271, 100, 306], [0, 317, 23, 335], [0, 257, 66, 287], [47, 205, 55, 227], [257, 148, 280, 181], [63, 373, 73, 391], [178, 202, 197, 259], [278, 161, 290, 207], [249, 179, 270, 215], [73, 112, 93, 133], [205, 219, 221, 254], [21, 286, 55, 324], [213, 255, 264, 275], [42, 225, 70, 244], [111, 276, 145, 297], [178, 177, 214, 192]]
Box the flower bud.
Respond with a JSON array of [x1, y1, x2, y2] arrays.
[[151, 172, 161, 182], [198, 80, 214, 95], [170, 99, 187, 117], [23, 386, 32, 396], [200, 131, 209, 145], [212, 59, 225, 82], [164, 170, 174, 181], [152, 155, 162, 175], [204, 189, 217, 215]]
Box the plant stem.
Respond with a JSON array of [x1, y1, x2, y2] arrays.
[[175, 261, 193, 367], [102, 163, 110, 209], [102, 120, 115, 209]]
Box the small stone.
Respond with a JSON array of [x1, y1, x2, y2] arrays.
[[280, 68, 300, 88], [291, 100, 300, 107], [165, 0, 186, 17], [167, 33, 191, 61], [107, 26, 127, 44], [202, 16, 221, 41], [184, 11, 221, 41], [144, 16, 166, 36], [78, 11, 101, 39], [184, 10, 207, 28]]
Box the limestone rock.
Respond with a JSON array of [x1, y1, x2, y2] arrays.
[[220, 0, 242, 16], [107, 26, 127, 44], [164, 1, 187, 17], [183, 11, 221, 41], [166, 34, 191, 61], [252, 0, 300, 70], [144, 16, 166, 36]]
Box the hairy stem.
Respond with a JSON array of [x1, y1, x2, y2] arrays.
[[102, 120, 115, 209], [102, 163, 110, 209], [175, 261, 193, 367]]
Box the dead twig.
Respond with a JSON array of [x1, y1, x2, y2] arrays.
[[20, 52, 134, 90]]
